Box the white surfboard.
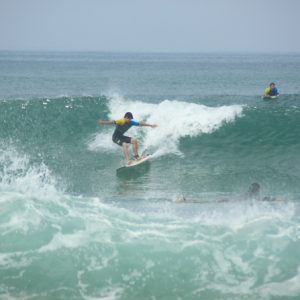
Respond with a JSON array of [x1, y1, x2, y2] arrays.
[[263, 95, 279, 100], [117, 155, 152, 171]]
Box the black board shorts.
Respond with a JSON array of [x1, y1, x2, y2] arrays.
[[112, 134, 131, 146]]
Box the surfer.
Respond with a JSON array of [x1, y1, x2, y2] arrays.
[[263, 82, 279, 98], [97, 112, 157, 164]]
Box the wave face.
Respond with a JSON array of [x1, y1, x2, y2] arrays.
[[1, 52, 300, 299], [1, 94, 299, 197]]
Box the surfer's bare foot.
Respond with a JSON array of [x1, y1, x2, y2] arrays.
[[134, 155, 140, 161]]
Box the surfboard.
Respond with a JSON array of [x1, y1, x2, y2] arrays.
[[263, 95, 279, 100], [117, 155, 152, 171]]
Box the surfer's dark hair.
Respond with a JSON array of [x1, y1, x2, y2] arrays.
[[124, 112, 133, 119]]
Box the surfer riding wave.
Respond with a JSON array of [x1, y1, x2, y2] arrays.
[[97, 112, 157, 165]]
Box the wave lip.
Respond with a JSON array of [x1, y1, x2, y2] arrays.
[[142, 100, 244, 156]]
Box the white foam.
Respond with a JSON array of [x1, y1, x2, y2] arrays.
[[89, 94, 243, 157], [0, 146, 60, 199], [190, 201, 295, 229], [141, 99, 243, 157], [38, 231, 88, 253], [87, 132, 117, 152], [259, 265, 300, 297]]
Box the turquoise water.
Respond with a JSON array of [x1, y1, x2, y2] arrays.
[[1, 52, 300, 299]]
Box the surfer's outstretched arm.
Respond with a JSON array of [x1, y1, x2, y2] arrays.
[[139, 121, 157, 128], [97, 120, 115, 125]]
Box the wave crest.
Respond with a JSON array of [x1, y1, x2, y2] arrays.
[[90, 95, 244, 157]]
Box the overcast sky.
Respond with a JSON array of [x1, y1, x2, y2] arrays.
[[0, 0, 300, 53]]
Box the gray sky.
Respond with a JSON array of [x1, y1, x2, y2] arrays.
[[0, 0, 300, 52]]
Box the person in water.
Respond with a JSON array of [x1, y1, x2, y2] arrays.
[[97, 112, 157, 164], [242, 182, 278, 201], [263, 82, 279, 98], [176, 182, 279, 203], [246, 182, 261, 200]]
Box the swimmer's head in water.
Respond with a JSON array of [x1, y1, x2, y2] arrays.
[[248, 182, 260, 196]]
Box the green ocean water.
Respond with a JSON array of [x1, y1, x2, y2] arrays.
[[0, 52, 300, 300]]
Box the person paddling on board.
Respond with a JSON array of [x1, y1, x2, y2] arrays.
[[263, 82, 279, 98], [97, 112, 157, 165]]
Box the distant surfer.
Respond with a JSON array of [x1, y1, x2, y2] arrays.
[[263, 82, 279, 98], [97, 112, 157, 164]]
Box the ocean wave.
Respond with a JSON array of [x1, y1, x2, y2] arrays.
[[89, 94, 244, 157], [0, 185, 299, 299], [1, 93, 299, 197]]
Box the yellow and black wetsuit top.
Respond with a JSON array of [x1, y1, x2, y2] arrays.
[[113, 118, 140, 136], [264, 86, 279, 97]]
